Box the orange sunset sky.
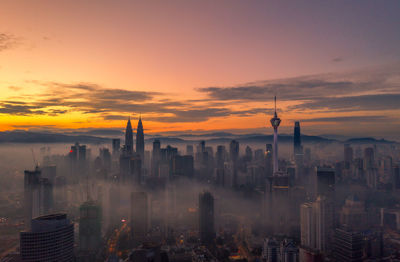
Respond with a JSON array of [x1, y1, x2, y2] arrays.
[[0, 1, 400, 139]]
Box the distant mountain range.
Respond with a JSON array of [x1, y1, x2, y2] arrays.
[[0, 130, 395, 145]]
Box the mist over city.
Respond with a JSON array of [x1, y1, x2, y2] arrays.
[[1, 1, 400, 262]]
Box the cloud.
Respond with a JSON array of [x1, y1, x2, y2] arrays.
[[299, 115, 391, 123], [291, 94, 400, 112], [0, 33, 20, 52], [3, 63, 400, 125], [8, 86, 22, 91], [0, 102, 45, 115], [198, 64, 400, 102], [332, 57, 343, 62]]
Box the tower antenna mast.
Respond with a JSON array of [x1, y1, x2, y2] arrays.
[[31, 148, 38, 168]]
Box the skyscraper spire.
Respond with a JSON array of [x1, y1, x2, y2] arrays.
[[136, 116, 144, 161], [125, 117, 134, 155], [270, 96, 281, 173]]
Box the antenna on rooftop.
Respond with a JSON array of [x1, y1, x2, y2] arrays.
[[31, 148, 38, 168]]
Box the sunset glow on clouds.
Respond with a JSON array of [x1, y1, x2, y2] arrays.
[[0, 0, 400, 138]]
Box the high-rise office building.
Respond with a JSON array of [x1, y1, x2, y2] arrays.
[[20, 214, 74, 262], [79, 201, 102, 259], [216, 145, 226, 170], [199, 191, 215, 244], [41, 178, 53, 214], [229, 140, 239, 162], [24, 167, 42, 225], [270, 96, 281, 174], [300, 202, 315, 248], [344, 144, 353, 169], [125, 117, 134, 155], [364, 147, 375, 170], [280, 239, 299, 262], [340, 195, 367, 231], [333, 227, 364, 262], [316, 167, 335, 200], [112, 138, 120, 156], [245, 146, 253, 162], [394, 165, 400, 190], [229, 140, 239, 188], [293, 121, 303, 180], [301, 196, 334, 253], [24, 167, 54, 226], [293, 121, 301, 154], [314, 196, 334, 252], [152, 139, 161, 177], [136, 116, 145, 161], [262, 238, 279, 262], [131, 192, 149, 244], [172, 155, 194, 178], [68, 142, 88, 182], [130, 156, 142, 184], [186, 144, 194, 156]]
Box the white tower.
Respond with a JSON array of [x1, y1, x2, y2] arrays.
[[270, 96, 281, 174]]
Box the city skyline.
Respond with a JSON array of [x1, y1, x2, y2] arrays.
[[2, 1, 400, 261], [0, 1, 400, 139]]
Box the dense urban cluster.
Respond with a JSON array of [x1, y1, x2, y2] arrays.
[[1, 103, 400, 262]]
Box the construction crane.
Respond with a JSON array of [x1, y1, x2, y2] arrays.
[[31, 148, 39, 168]]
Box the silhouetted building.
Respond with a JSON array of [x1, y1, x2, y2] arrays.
[[130, 156, 142, 184], [126, 243, 169, 262], [229, 140, 239, 187], [229, 140, 239, 162], [186, 144, 194, 155], [41, 165, 56, 184], [265, 173, 290, 234], [172, 155, 194, 178], [333, 227, 363, 262], [152, 139, 161, 177], [68, 142, 88, 182], [301, 202, 315, 248], [299, 247, 323, 262], [131, 192, 149, 244], [293, 122, 303, 180], [316, 167, 335, 200], [100, 148, 112, 171], [262, 238, 279, 262], [216, 145, 226, 170], [136, 116, 145, 161], [280, 239, 299, 262], [301, 196, 334, 253], [344, 144, 353, 169], [112, 138, 120, 155], [394, 165, 400, 190], [20, 214, 74, 262], [24, 167, 54, 226], [245, 146, 253, 162], [364, 147, 375, 170], [294, 121, 301, 154], [78, 201, 102, 260], [125, 117, 134, 155], [314, 196, 334, 252], [199, 191, 215, 244], [340, 195, 367, 231]]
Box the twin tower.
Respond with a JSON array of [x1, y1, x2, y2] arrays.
[[124, 116, 144, 160]]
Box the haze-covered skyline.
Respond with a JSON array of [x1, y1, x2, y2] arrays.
[[0, 0, 400, 139]]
